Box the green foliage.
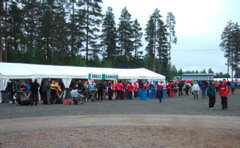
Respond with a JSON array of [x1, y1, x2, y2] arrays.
[[117, 7, 134, 68], [145, 9, 169, 73], [220, 20, 240, 78], [1, 1, 235, 80], [100, 7, 117, 66], [208, 68, 214, 73]]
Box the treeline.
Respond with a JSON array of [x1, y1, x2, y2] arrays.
[[0, 1, 238, 80], [0, 0, 177, 80]]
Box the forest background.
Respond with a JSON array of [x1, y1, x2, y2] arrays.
[[0, 0, 239, 81]]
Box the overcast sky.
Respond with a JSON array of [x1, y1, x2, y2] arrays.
[[100, 0, 240, 74]]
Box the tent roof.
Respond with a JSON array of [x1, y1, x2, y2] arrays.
[[0, 62, 165, 80]]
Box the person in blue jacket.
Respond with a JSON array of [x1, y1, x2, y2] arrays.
[[230, 81, 236, 95]]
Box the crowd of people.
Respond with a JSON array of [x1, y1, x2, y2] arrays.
[[4, 78, 239, 109], [5, 78, 65, 106]]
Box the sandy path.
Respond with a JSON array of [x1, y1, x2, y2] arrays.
[[0, 114, 240, 147]]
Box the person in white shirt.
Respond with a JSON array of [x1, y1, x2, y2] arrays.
[[192, 82, 200, 98]]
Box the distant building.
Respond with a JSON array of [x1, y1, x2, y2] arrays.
[[181, 73, 215, 81]]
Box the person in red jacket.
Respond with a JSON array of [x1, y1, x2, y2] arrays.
[[115, 80, 123, 100], [133, 81, 139, 99], [219, 82, 229, 110], [127, 82, 134, 99]]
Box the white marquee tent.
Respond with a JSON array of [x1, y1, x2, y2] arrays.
[[0, 62, 165, 90]]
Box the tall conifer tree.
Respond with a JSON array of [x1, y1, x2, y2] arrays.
[[117, 7, 133, 68], [100, 7, 117, 67]]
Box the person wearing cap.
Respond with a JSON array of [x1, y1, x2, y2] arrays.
[[207, 81, 216, 109], [30, 79, 40, 106]]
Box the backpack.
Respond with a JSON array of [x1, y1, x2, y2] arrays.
[[64, 100, 72, 105]]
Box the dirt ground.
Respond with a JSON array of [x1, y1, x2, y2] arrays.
[[0, 126, 240, 148], [0, 115, 240, 148]]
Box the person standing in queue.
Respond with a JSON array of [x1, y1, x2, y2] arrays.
[[133, 81, 139, 99], [107, 81, 113, 100], [178, 81, 184, 96], [207, 81, 216, 110], [127, 82, 134, 100], [44, 78, 51, 104], [219, 81, 229, 110], [30, 78, 40, 106], [115, 80, 123, 100]]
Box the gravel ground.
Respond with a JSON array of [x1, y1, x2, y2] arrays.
[[0, 90, 240, 119], [0, 89, 239, 147]]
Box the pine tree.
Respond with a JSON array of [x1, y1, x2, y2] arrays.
[[166, 12, 177, 63], [117, 7, 133, 68], [52, 0, 70, 65], [145, 9, 168, 73], [0, 0, 4, 62], [21, 0, 41, 63], [132, 19, 143, 67], [7, 1, 24, 62], [100, 7, 117, 67], [145, 9, 160, 71], [81, 0, 103, 66], [156, 18, 169, 74], [220, 20, 240, 80]]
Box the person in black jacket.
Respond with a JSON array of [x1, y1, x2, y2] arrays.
[[178, 81, 184, 96], [30, 79, 40, 106]]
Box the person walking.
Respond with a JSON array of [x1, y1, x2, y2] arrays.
[[192, 82, 200, 99], [201, 81, 207, 98], [230, 81, 236, 95], [156, 82, 163, 103], [207, 81, 216, 110], [30, 78, 40, 106], [219, 82, 229, 110]]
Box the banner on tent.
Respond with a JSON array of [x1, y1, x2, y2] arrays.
[[88, 74, 118, 80]]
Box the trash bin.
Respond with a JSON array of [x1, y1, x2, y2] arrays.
[[138, 89, 141, 98], [162, 89, 167, 99], [148, 89, 154, 98], [1, 90, 9, 103], [141, 89, 147, 100], [65, 88, 72, 100]]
